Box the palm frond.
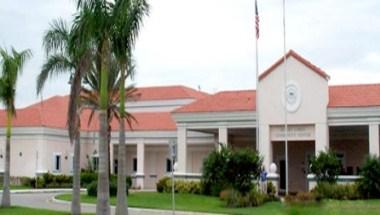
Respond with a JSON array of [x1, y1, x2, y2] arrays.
[[37, 54, 74, 95], [43, 19, 70, 56]]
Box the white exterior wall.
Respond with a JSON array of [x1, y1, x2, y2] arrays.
[[258, 56, 329, 161]]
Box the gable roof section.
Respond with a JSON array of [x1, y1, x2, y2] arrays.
[[259, 50, 330, 81], [133, 85, 208, 101], [329, 83, 380, 108], [174, 90, 255, 113]]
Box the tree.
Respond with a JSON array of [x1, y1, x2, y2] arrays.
[[201, 146, 263, 196], [359, 155, 380, 198], [72, 1, 148, 213], [310, 150, 342, 184], [0, 47, 32, 207], [37, 19, 91, 215], [80, 58, 138, 162], [111, 1, 149, 214]]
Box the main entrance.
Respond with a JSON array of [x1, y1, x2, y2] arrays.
[[272, 141, 315, 192]]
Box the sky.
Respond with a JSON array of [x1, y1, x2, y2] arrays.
[[1, 0, 380, 108]]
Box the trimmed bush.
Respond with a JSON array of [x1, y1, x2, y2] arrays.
[[358, 155, 380, 198], [157, 177, 171, 193], [285, 192, 316, 205], [19, 177, 33, 187], [87, 180, 119, 197], [156, 177, 201, 194], [310, 150, 342, 184], [312, 182, 361, 200], [225, 188, 267, 208], [81, 172, 97, 187], [201, 146, 262, 196]]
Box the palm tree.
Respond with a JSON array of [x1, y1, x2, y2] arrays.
[[36, 19, 91, 215], [111, 1, 149, 213], [72, 1, 113, 212], [0, 47, 32, 207], [81, 58, 138, 149]]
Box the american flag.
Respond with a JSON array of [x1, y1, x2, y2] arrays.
[[255, 0, 260, 39]]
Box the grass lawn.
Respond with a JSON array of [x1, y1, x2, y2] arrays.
[[0, 206, 91, 215], [56, 192, 380, 215], [0, 185, 32, 190]]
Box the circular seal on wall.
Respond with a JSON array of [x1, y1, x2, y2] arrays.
[[283, 80, 302, 112]]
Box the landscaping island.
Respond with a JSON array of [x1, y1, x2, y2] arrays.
[[56, 192, 380, 215]]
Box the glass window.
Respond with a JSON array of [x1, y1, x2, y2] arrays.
[[166, 158, 172, 172], [133, 158, 137, 172], [54, 154, 61, 172]]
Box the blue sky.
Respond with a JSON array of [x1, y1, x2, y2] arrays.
[[1, 0, 380, 107]]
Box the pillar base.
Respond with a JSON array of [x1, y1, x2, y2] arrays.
[[133, 173, 145, 189]]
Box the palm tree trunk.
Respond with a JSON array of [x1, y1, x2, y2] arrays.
[[1, 111, 12, 207], [116, 119, 127, 215], [97, 39, 111, 215], [97, 110, 110, 215], [116, 62, 128, 215], [71, 128, 81, 215]]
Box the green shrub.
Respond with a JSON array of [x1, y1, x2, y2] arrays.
[[226, 188, 267, 208], [285, 192, 316, 205], [310, 150, 342, 184], [201, 146, 262, 196], [156, 177, 170, 193], [19, 177, 33, 187], [81, 172, 97, 187], [266, 181, 276, 198], [87, 181, 97, 197], [312, 182, 361, 200], [87, 180, 119, 197], [156, 177, 201, 194], [358, 155, 380, 198]]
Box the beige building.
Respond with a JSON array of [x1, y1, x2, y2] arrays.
[[1, 50, 380, 192]]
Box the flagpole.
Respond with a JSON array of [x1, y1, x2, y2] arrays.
[[255, 0, 260, 152], [282, 0, 289, 195]]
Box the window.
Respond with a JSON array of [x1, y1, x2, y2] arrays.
[[166, 158, 172, 172], [133, 158, 137, 172], [53, 153, 62, 172]]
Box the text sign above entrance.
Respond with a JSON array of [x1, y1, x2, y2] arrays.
[[270, 125, 315, 141]]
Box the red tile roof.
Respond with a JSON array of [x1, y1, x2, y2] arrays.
[[0, 85, 199, 131], [259, 50, 330, 81], [133, 85, 208, 101], [174, 90, 255, 113], [328, 83, 380, 108]]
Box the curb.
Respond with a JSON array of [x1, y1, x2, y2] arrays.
[[0, 188, 86, 194]]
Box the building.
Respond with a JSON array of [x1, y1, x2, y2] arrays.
[[1, 50, 380, 192]]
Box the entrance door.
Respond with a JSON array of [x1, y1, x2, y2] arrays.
[[279, 159, 286, 190]]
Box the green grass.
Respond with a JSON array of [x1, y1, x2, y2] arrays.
[[0, 185, 32, 190], [0, 206, 88, 215], [56, 192, 380, 215]]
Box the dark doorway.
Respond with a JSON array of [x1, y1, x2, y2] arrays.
[[280, 159, 286, 190]]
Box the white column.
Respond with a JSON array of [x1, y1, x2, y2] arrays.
[[315, 123, 329, 155], [177, 126, 187, 173], [136, 140, 145, 189], [218, 126, 228, 150], [369, 123, 380, 156], [109, 143, 114, 174], [259, 124, 271, 170]]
